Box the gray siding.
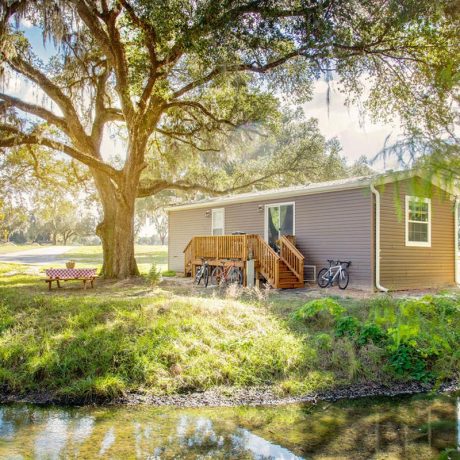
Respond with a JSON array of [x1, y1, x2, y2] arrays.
[[169, 187, 373, 287], [168, 207, 211, 272]]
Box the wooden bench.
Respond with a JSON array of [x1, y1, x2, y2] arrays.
[[44, 268, 97, 291]]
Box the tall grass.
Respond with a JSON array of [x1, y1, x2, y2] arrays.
[[0, 283, 313, 400], [0, 270, 458, 402]]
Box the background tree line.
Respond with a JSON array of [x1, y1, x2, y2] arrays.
[[1, 114, 371, 246]]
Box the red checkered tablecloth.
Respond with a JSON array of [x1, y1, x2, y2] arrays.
[[45, 268, 97, 279]]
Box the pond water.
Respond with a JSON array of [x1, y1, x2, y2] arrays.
[[0, 393, 459, 459]]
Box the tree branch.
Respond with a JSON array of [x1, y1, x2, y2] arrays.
[[164, 100, 237, 128], [172, 49, 309, 99], [0, 124, 122, 181], [138, 172, 276, 198], [5, 55, 93, 152], [154, 127, 220, 152], [72, 0, 134, 121], [0, 93, 69, 134], [119, 0, 158, 66], [91, 63, 111, 148]]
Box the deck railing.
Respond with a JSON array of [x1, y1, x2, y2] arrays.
[[190, 234, 250, 260], [250, 235, 280, 286], [184, 239, 192, 274], [279, 235, 304, 283]]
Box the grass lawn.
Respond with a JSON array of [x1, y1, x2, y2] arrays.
[[0, 244, 167, 274], [0, 244, 44, 254], [0, 264, 459, 402], [55, 244, 168, 273]]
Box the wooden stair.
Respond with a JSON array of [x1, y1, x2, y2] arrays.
[[277, 260, 304, 289]]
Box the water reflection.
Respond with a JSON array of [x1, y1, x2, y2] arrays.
[[0, 393, 458, 459]]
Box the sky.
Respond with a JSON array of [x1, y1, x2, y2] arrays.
[[9, 22, 402, 171], [302, 80, 402, 169]]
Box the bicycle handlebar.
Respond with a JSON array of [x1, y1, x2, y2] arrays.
[[327, 259, 351, 267]]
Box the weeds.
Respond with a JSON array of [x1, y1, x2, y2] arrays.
[[0, 270, 458, 401], [292, 295, 460, 384], [0, 279, 308, 400], [147, 262, 162, 285]]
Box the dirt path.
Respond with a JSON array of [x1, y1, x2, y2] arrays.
[[0, 246, 73, 265]]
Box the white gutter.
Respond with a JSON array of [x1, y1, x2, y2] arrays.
[[455, 197, 459, 285], [370, 184, 389, 292]]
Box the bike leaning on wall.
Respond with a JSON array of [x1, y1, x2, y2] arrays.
[[317, 260, 351, 290]]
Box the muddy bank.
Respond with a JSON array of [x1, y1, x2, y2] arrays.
[[1, 380, 458, 407]]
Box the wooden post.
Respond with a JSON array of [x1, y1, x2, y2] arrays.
[[275, 259, 279, 288]]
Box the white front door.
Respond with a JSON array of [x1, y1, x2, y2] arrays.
[[265, 203, 295, 249]]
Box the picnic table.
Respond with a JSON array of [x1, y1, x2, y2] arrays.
[[44, 268, 97, 291]]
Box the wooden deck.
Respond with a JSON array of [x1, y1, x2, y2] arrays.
[[183, 234, 304, 289]]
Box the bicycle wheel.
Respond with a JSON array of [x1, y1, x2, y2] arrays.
[[317, 268, 330, 288], [202, 265, 210, 287], [210, 266, 224, 287], [338, 268, 349, 290], [194, 265, 204, 285], [228, 267, 243, 286]]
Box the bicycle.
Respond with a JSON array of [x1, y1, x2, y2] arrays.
[[194, 258, 210, 287], [210, 259, 243, 287], [317, 260, 351, 290]]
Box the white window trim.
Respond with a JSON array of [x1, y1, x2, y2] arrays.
[[405, 195, 431, 247], [264, 202, 296, 242], [211, 208, 225, 235]]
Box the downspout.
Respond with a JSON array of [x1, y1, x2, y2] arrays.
[[455, 197, 459, 286], [370, 184, 389, 292]]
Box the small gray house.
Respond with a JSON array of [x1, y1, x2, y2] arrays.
[[166, 171, 459, 291]]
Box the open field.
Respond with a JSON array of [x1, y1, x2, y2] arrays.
[[0, 244, 44, 254], [0, 262, 459, 403], [0, 245, 167, 274], [54, 245, 168, 273]]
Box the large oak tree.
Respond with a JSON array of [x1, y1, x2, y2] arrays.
[[0, 0, 457, 278]]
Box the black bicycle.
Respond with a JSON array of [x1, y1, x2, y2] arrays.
[[194, 258, 210, 287], [317, 260, 351, 289]]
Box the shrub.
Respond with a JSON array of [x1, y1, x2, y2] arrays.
[[293, 298, 345, 323], [357, 322, 386, 346], [387, 344, 433, 382], [161, 270, 176, 277], [313, 332, 333, 350], [335, 315, 361, 339], [147, 262, 162, 285]]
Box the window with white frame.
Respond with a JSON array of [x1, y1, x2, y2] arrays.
[[405, 196, 431, 247], [212, 208, 225, 235]]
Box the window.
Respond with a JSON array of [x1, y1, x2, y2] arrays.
[[405, 196, 431, 247], [212, 208, 225, 235]]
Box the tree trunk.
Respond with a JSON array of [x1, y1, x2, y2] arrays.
[[160, 235, 166, 245], [93, 172, 140, 278]]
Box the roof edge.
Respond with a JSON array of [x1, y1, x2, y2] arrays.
[[165, 169, 459, 212], [165, 179, 371, 211]]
